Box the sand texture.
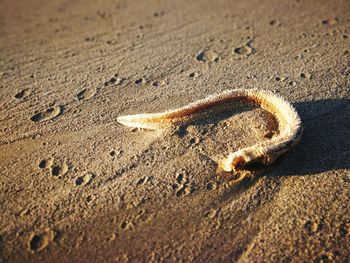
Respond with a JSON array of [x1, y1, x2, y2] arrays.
[[0, 0, 350, 262]]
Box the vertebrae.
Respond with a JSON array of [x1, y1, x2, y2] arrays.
[[117, 89, 302, 172]]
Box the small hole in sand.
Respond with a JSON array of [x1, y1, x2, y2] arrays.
[[14, 90, 26, 99], [29, 235, 42, 251], [152, 81, 159, 87], [75, 177, 84, 186], [51, 166, 60, 176], [206, 182, 216, 191], [46, 108, 54, 113], [135, 78, 144, 84], [39, 160, 47, 169], [30, 113, 42, 122]]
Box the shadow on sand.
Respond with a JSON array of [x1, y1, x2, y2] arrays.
[[214, 98, 349, 204], [184, 97, 350, 177], [269, 98, 350, 177]]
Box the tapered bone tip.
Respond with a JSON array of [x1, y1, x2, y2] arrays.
[[116, 115, 130, 126]]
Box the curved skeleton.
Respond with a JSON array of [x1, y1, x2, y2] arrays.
[[117, 89, 302, 172]]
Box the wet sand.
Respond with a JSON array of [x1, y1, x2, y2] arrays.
[[0, 0, 349, 262]]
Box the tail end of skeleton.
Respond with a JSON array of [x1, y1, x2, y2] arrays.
[[117, 114, 164, 130]]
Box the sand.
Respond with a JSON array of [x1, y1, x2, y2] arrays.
[[0, 0, 349, 262]]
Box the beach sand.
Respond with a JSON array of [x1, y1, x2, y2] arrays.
[[0, 0, 349, 261]]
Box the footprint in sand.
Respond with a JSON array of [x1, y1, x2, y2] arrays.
[[172, 170, 193, 197], [321, 17, 339, 26], [30, 105, 64, 123], [76, 87, 96, 101], [136, 176, 152, 186], [104, 75, 123, 86], [233, 40, 256, 56], [304, 219, 322, 233], [28, 229, 56, 253], [196, 50, 220, 63], [38, 158, 69, 178], [189, 72, 200, 79], [120, 219, 134, 231], [206, 181, 217, 191], [14, 89, 31, 99], [75, 172, 94, 186], [120, 209, 147, 232], [134, 77, 147, 85], [38, 158, 54, 169], [50, 163, 69, 177], [203, 208, 219, 219]]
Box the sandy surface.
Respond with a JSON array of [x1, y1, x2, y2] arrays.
[[1, 0, 350, 262]]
